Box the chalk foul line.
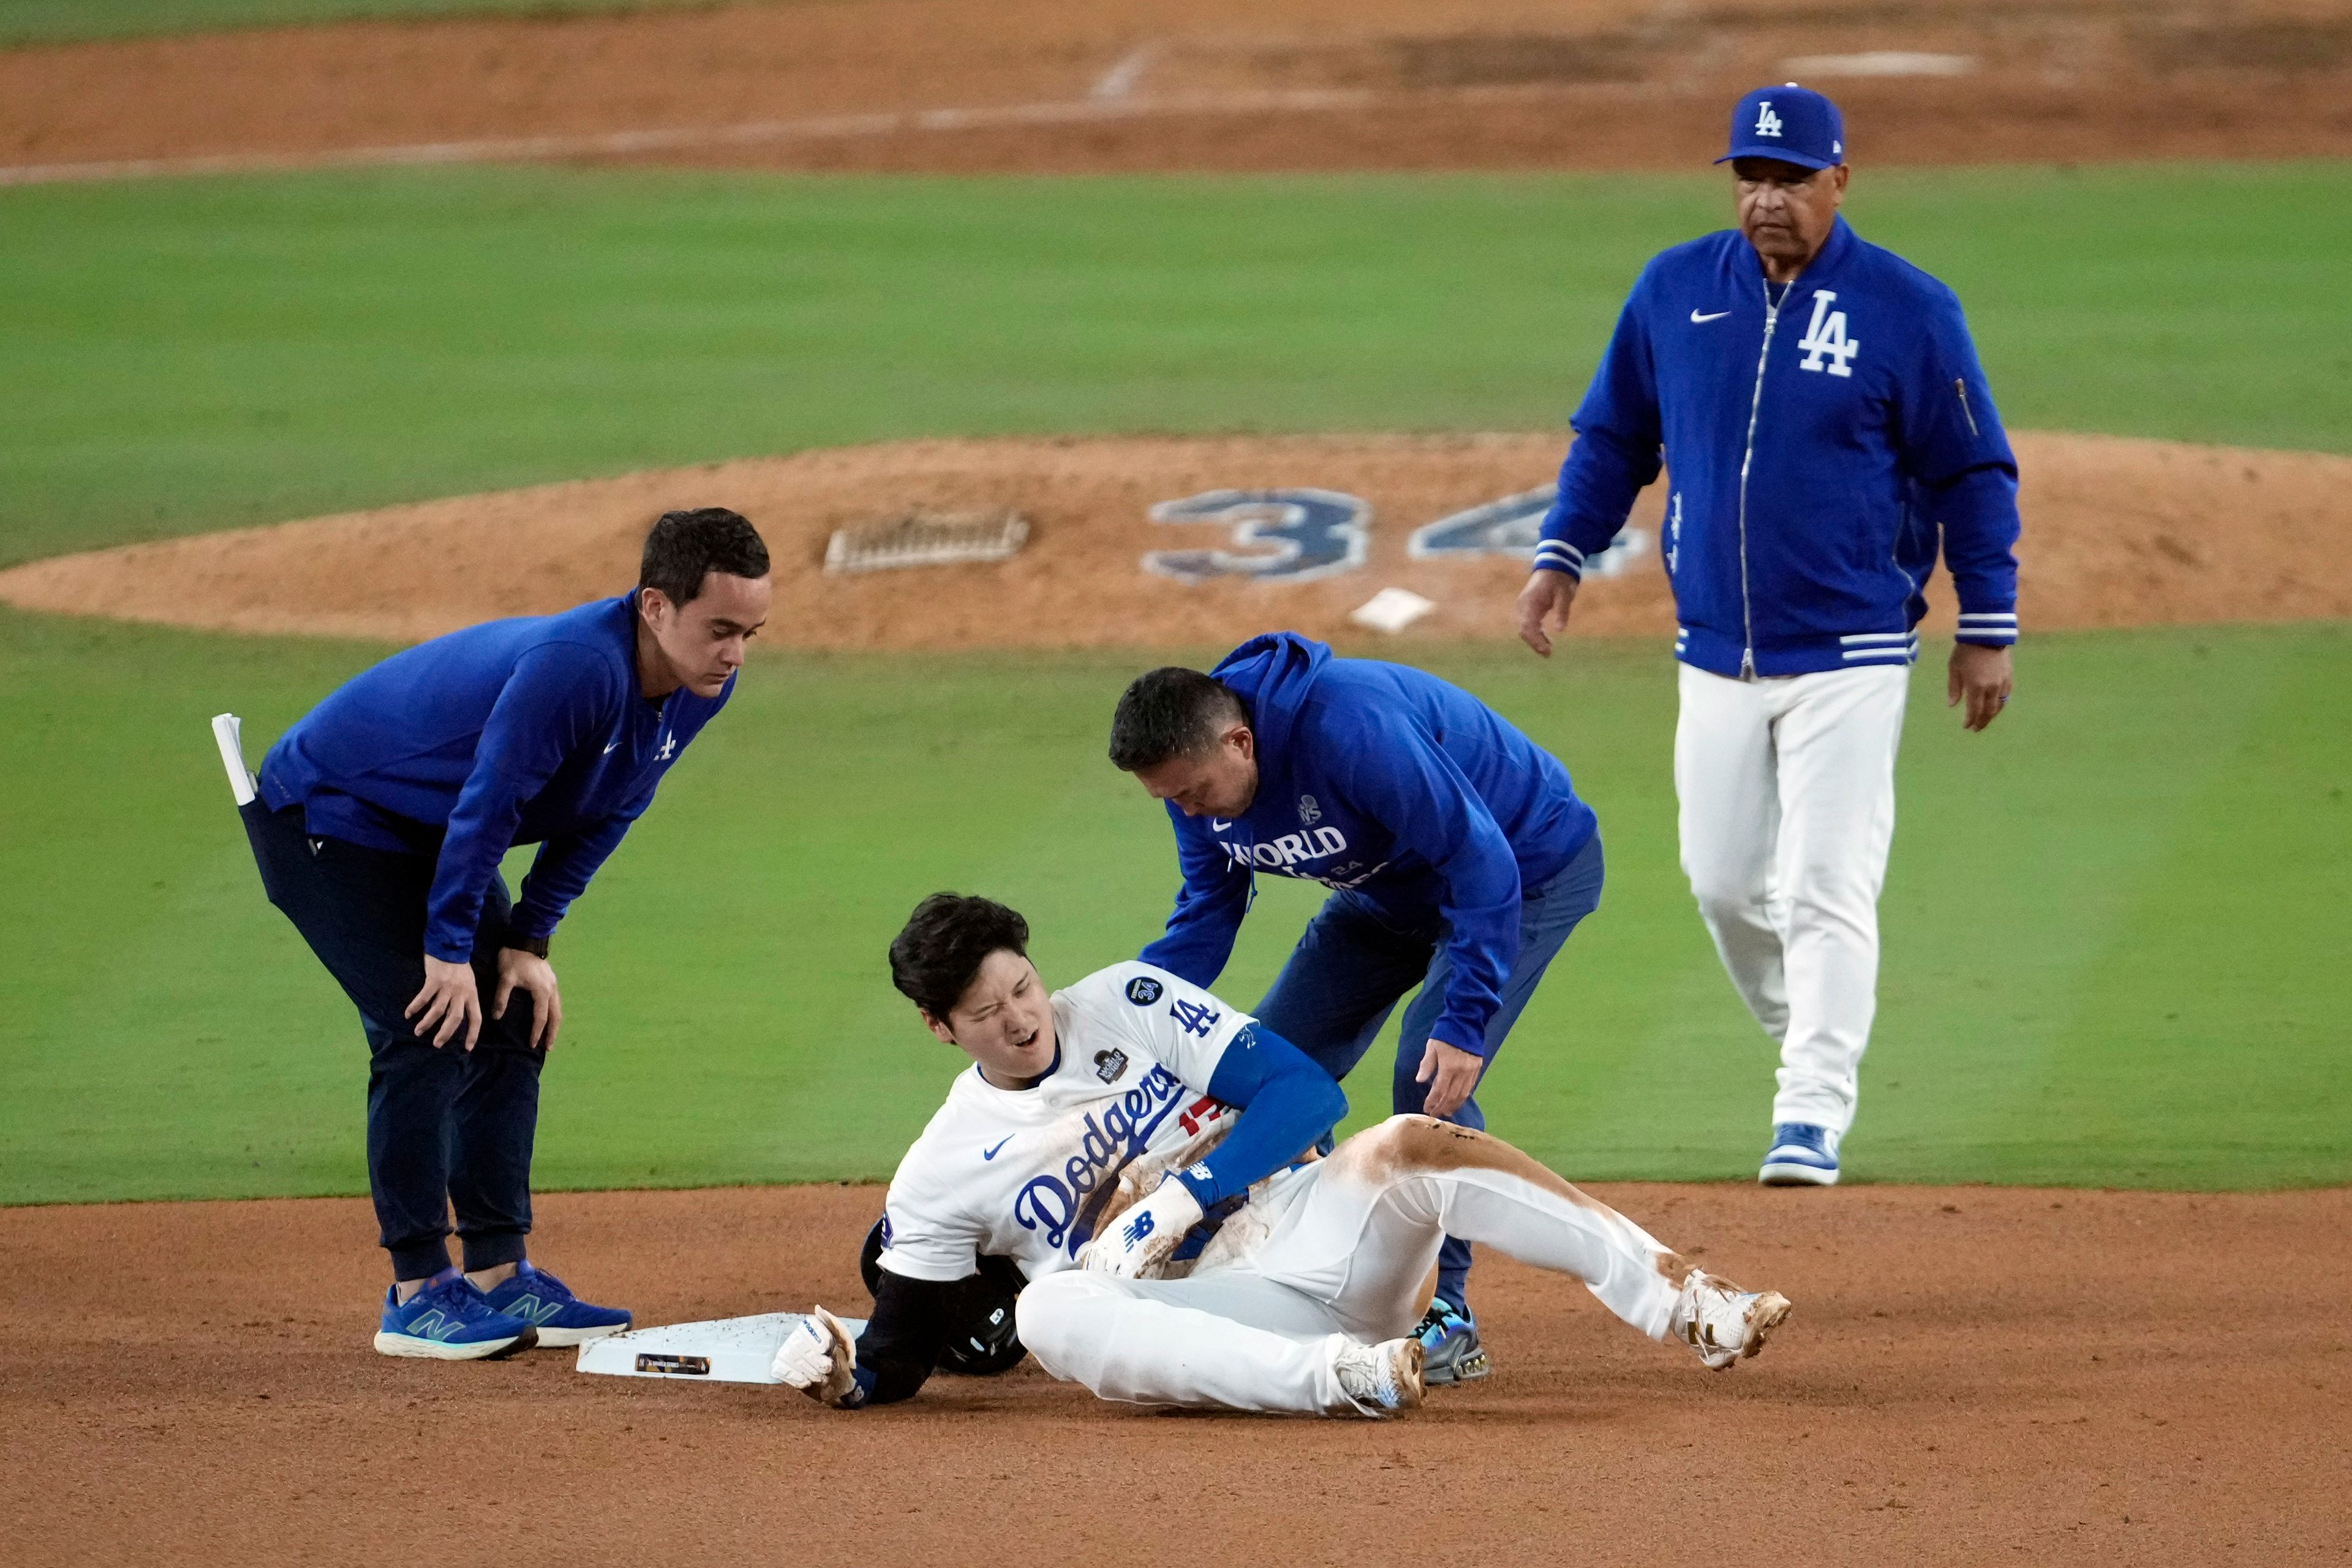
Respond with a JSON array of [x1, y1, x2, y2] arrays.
[[0, 80, 1638, 186]]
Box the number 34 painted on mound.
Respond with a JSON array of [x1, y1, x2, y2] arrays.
[[1142, 486, 1648, 584]]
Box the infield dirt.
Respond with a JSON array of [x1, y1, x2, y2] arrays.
[[5, 1181, 2347, 1564], [7, 0, 2352, 176], [5, 430, 2345, 650]]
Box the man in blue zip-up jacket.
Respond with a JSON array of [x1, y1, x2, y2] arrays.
[[1109, 633, 1604, 1381], [241, 508, 771, 1359], [1517, 85, 2022, 1188]]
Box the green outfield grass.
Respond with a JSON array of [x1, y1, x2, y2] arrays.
[[2, 608, 2345, 1204], [0, 0, 768, 48], [6, 162, 2350, 568], [4, 160, 2346, 1203]]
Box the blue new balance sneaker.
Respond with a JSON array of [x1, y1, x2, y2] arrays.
[[478, 1261, 632, 1347], [1758, 1122, 1841, 1186], [374, 1268, 538, 1360], [1413, 1295, 1492, 1385]]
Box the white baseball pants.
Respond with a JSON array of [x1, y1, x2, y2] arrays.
[[1015, 1116, 1686, 1417], [1674, 662, 1910, 1136]]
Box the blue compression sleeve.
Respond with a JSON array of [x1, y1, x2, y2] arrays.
[[1172, 1023, 1346, 1208]]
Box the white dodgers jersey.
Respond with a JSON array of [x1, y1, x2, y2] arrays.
[[875, 962, 1254, 1285]]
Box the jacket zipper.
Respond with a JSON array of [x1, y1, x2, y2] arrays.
[[1735, 282, 1787, 678]]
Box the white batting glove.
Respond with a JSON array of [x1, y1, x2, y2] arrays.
[[771, 1305, 861, 1406], [1079, 1176, 1206, 1278]]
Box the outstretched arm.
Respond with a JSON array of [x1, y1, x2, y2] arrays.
[[426, 645, 619, 962], [773, 1269, 968, 1409], [1334, 712, 1523, 1091], [511, 808, 639, 943], [405, 646, 619, 1049], [1138, 805, 1252, 987]]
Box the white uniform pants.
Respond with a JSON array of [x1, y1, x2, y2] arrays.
[[1674, 662, 1909, 1135], [1016, 1116, 1686, 1417]]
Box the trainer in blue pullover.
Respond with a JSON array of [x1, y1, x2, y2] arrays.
[[1516, 85, 2022, 1189], [1109, 632, 1603, 1384], [243, 508, 771, 1361]]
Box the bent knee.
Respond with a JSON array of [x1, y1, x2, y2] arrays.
[[1337, 1114, 1488, 1176], [1014, 1271, 1128, 1379]]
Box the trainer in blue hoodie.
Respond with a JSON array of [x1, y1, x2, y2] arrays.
[[1109, 632, 1602, 1382], [1515, 85, 2022, 1189], [241, 508, 771, 1361]]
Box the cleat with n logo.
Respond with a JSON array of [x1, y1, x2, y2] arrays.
[[478, 1264, 633, 1347], [374, 1273, 539, 1360]]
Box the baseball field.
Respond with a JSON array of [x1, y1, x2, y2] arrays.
[[4, 0, 2349, 1561]]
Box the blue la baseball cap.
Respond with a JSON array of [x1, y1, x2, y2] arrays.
[[1716, 83, 1846, 169]]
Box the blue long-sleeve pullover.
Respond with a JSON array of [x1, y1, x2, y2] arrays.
[[259, 593, 732, 962], [1140, 633, 1597, 1054], [1537, 217, 2022, 676]]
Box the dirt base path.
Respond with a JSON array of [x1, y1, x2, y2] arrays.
[[4, 430, 2345, 650], [3, 1182, 2345, 1564], [7, 0, 2352, 180]]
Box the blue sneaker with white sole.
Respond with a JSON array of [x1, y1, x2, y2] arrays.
[[478, 1261, 632, 1347], [1413, 1295, 1492, 1385], [1758, 1122, 1841, 1186], [375, 1268, 538, 1360]]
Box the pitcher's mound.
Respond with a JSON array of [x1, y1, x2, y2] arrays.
[[2, 431, 2346, 649]]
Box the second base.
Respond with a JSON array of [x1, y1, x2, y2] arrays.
[[575, 1311, 870, 1385]]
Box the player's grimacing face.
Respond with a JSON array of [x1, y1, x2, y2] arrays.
[[1733, 157, 1847, 275], [927, 949, 1058, 1088], [643, 571, 774, 698], [1129, 725, 1259, 819]]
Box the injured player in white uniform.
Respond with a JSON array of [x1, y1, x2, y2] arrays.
[[773, 893, 1792, 1417]]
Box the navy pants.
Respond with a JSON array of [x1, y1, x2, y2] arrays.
[[1254, 833, 1605, 1311], [243, 799, 545, 1281]]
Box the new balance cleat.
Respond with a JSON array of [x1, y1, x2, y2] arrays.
[[1412, 1295, 1492, 1385], [478, 1261, 633, 1348], [1759, 1121, 1841, 1186], [1671, 1268, 1793, 1371], [374, 1268, 538, 1360], [1333, 1335, 1426, 1415]]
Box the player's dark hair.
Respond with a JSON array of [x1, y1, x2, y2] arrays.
[[889, 894, 1031, 1022], [639, 508, 771, 607], [1107, 668, 1251, 772]]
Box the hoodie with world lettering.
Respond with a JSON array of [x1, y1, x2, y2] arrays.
[[1140, 633, 1597, 1056]]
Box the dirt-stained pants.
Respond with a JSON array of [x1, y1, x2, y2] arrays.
[[1016, 1116, 1685, 1417]]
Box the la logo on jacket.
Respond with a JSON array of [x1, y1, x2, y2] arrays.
[[1797, 290, 1860, 377]]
